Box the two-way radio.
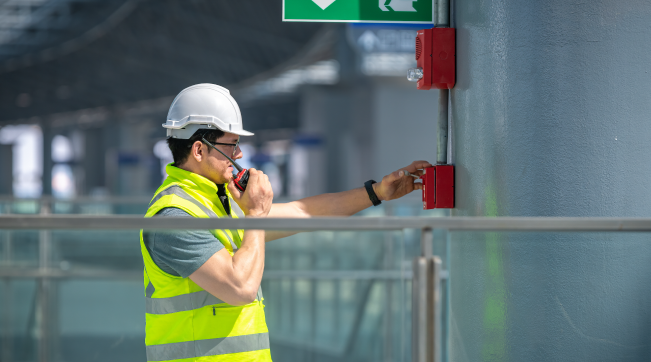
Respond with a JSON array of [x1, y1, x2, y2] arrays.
[[201, 137, 249, 192]]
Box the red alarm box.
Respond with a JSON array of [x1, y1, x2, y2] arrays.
[[421, 165, 454, 209], [414, 28, 455, 90]]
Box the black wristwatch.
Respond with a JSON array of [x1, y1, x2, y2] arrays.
[[364, 180, 382, 207]]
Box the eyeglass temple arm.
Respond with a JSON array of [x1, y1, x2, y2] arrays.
[[201, 137, 243, 172]]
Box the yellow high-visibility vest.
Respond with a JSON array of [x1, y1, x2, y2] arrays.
[[140, 164, 271, 362]]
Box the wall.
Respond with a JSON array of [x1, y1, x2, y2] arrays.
[[297, 81, 438, 197], [450, 0, 651, 361], [373, 79, 439, 179]]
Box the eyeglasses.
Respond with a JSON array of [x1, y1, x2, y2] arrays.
[[200, 137, 240, 157]]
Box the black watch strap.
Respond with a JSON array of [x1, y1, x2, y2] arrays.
[[364, 180, 382, 207]]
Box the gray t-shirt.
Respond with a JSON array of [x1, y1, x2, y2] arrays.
[[142, 207, 225, 277]]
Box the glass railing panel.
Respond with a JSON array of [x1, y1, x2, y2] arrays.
[[51, 230, 142, 272], [0, 226, 422, 362], [1, 230, 40, 268], [9, 201, 41, 215], [0, 279, 38, 362], [57, 279, 145, 361], [263, 229, 411, 362], [0, 197, 151, 215]]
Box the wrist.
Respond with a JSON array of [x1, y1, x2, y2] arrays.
[[245, 206, 270, 217], [372, 183, 385, 201], [364, 180, 382, 206]]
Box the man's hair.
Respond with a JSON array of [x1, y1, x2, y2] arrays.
[[166, 129, 225, 166]]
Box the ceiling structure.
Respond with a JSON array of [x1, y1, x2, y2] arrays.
[[0, 0, 329, 125]]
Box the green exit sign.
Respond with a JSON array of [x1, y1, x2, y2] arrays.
[[283, 0, 432, 23]]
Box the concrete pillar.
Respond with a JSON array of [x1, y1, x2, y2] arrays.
[[372, 80, 438, 179], [0, 144, 12, 195], [83, 127, 106, 195], [449, 0, 651, 360], [41, 123, 53, 196]]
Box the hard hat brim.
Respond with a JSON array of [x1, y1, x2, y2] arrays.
[[163, 116, 254, 139]]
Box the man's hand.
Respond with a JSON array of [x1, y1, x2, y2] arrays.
[[374, 160, 433, 201], [194, 169, 271, 305], [228, 168, 273, 217]]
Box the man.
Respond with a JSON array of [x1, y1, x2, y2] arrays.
[[141, 84, 432, 362]]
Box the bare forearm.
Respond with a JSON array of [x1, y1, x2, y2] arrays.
[[190, 230, 266, 306], [191, 168, 273, 305], [291, 185, 377, 217], [230, 229, 265, 300], [264, 186, 377, 242], [265, 160, 432, 242]]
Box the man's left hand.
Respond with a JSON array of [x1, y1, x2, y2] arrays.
[[374, 160, 433, 201]]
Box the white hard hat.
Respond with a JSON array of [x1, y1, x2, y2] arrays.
[[163, 83, 254, 139]]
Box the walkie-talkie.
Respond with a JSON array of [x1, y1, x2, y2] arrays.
[[202, 137, 249, 192]]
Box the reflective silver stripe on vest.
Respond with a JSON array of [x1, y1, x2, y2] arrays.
[[228, 198, 244, 250], [146, 290, 225, 315], [150, 185, 218, 218], [146, 332, 270, 361], [230, 198, 245, 219], [150, 185, 236, 247]]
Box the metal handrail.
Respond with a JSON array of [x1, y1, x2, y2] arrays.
[[3, 215, 647, 362], [0, 195, 151, 204], [2, 215, 651, 231], [0, 267, 418, 280]]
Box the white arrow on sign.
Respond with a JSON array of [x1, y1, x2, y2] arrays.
[[380, 0, 417, 12], [312, 0, 336, 10]]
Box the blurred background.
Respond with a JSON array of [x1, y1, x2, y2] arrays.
[[7, 0, 651, 361], [0, 0, 439, 200], [0, 1, 444, 361]]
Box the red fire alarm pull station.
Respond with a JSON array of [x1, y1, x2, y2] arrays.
[[408, 28, 455, 90], [421, 165, 454, 209]]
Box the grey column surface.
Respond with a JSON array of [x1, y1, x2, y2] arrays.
[[41, 123, 53, 196], [373, 80, 438, 179], [83, 127, 106, 194], [0, 144, 12, 194], [450, 0, 651, 361]]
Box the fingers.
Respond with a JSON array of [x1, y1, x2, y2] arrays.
[[413, 182, 423, 191], [385, 161, 434, 182], [398, 169, 423, 178], [227, 181, 241, 199], [249, 169, 270, 187], [234, 168, 274, 217], [405, 160, 434, 173], [247, 168, 259, 181], [384, 170, 402, 184]]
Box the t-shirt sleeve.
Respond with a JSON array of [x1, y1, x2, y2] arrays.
[[142, 207, 225, 278]]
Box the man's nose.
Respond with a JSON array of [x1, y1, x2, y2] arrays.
[[234, 145, 243, 160]]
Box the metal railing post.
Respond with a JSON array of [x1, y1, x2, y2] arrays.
[[2, 225, 12, 362], [384, 231, 395, 362], [432, 256, 442, 362], [421, 228, 433, 257], [37, 200, 51, 362], [412, 256, 443, 362], [413, 228, 442, 362], [412, 256, 429, 362]]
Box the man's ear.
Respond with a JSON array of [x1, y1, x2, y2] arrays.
[[190, 140, 205, 162]]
